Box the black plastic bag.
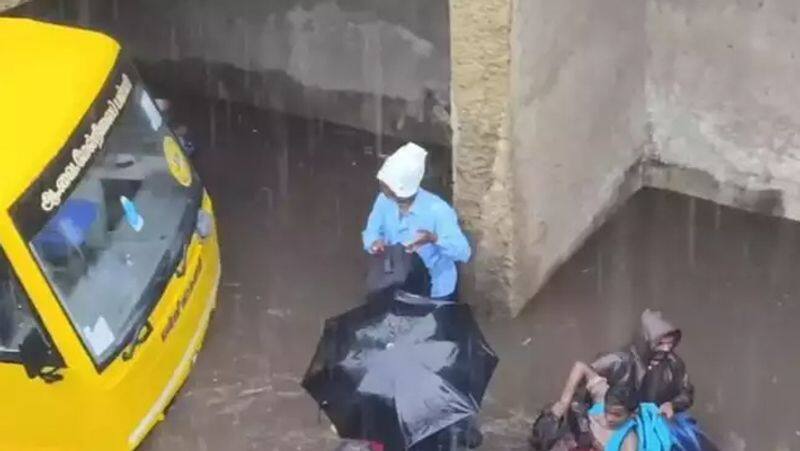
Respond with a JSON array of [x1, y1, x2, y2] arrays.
[[529, 406, 567, 451], [366, 244, 430, 299]]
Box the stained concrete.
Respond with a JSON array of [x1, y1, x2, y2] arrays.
[[450, 0, 650, 316], [448, 0, 515, 316], [452, 0, 800, 315], [5, 0, 451, 146], [508, 0, 649, 315], [0, 0, 27, 11], [646, 0, 800, 220]]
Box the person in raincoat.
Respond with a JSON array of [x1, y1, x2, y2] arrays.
[[362, 142, 471, 301], [590, 310, 692, 416], [545, 361, 674, 451], [587, 310, 717, 451]]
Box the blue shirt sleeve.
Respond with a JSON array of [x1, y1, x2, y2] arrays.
[[362, 194, 385, 253], [433, 204, 471, 262]]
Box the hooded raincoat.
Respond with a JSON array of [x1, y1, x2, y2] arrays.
[[591, 309, 694, 411]]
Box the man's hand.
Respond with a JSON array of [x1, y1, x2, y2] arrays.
[[370, 239, 386, 255], [659, 402, 675, 419], [405, 230, 437, 252], [550, 400, 569, 419]]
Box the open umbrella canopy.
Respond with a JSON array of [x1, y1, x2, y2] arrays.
[[302, 293, 498, 450]]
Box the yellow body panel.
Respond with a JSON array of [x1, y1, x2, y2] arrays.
[[0, 19, 220, 449], [0, 18, 120, 209]]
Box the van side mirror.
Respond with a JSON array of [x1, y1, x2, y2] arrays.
[[19, 328, 64, 383]]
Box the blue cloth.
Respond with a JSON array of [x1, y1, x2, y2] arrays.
[[596, 403, 673, 451], [669, 413, 716, 451], [362, 189, 471, 298]]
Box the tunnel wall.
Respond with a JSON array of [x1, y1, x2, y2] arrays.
[[455, 0, 800, 316], [645, 0, 800, 220], [507, 0, 649, 315], [451, 0, 649, 316], [0, 0, 27, 10], [7, 0, 451, 148], [449, 0, 516, 316]]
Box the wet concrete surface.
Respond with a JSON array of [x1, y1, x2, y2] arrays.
[[5, 0, 453, 147], [141, 102, 800, 451]]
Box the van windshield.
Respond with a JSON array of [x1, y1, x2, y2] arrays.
[[12, 65, 202, 368]]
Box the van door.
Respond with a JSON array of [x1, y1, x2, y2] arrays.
[[0, 245, 78, 449]]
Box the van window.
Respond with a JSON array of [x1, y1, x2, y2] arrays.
[[0, 247, 37, 360], [13, 66, 201, 368]]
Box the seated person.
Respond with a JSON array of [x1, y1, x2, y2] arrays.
[[549, 361, 639, 451], [590, 310, 718, 451]]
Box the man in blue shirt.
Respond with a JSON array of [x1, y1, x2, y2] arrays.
[[362, 142, 471, 300]]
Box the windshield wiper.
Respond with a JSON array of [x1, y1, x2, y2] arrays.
[[121, 319, 153, 361], [118, 192, 199, 363], [175, 242, 189, 278], [171, 195, 201, 279]]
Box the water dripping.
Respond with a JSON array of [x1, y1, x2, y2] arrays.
[[208, 101, 217, 148], [226, 100, 233, 141], [77, 0, 90, 27], [242, 22, 252, 93], [595, 249, 604, 295], [335, 195, 342, 238], [169, 21, 180, 60], [688, 197, 696, 268], [277, 143, 289, 201]]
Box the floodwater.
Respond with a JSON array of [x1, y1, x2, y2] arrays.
[[140, 100, 800, 451]]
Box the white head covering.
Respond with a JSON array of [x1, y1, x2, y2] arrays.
[[377, 142, 427, 198]]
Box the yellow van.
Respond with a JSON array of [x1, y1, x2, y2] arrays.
[[0, 19, 221, 450]]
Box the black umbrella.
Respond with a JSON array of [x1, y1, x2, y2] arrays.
[[302, 293, 498, 450]]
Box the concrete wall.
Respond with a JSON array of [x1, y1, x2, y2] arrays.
[[465, 0, 800, 315], [508, 0, 649, 315], [646, 0, 800, 220], [449, 0, 515, 316], [0, 0, 28, 10], [451, 0, 649, 316], [8, 0, 451, 147]]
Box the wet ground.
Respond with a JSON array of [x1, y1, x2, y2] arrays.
[[140, 100, 800, 451]]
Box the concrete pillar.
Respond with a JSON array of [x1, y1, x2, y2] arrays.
[[451, 0, 649, 317], [449, 0, 518, 316]]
